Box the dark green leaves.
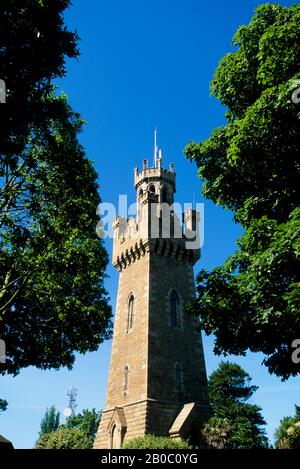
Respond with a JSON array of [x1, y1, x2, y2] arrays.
[[0, 398, 8, 413], [0, 1, 112, 375], [185, 3, 300, 379], [204, 362, 268, 448]]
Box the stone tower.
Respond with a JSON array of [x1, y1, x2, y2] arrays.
[[94, 152, 210, 449]]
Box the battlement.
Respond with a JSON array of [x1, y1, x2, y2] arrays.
[[134, 160, 176, 190], [111, 151, 200, 270], [112, 207, 200, 270]]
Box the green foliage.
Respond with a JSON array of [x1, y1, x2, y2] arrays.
[[35, 407, 101, 449], [35, 426, 91, 449], [65, 408, 101, 447], [0, 398, 8, 413], [204, 362, 268, 448], [275, 405, 300, 448], [0, 0, 79, 158], [184, 3, 300, 379], [202, 417, 230, 449], [209, 361, 258, 408], [122, 434, 191, 449], [38, 406, 60, 437], [0, 1, 112, 375]]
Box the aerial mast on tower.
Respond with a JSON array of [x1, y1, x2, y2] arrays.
[[154, 127, 158, 167], [153, 128, 162, 167]]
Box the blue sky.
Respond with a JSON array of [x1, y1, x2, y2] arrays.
[[1, 0, 299, 448]]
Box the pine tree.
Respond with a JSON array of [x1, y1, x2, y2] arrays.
[[204, 361, 268, 448], [38, 406, 60, 438]]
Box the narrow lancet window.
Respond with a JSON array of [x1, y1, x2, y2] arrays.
[[128, 295, 135, 331], [175, 363, 182, 390], [170, 290, 179, 327], [124, 365, 130, 392]]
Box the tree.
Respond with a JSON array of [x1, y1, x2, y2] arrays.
[[0, 399, 8, 414], [122, 434, 191, 449], [0, 1, 112, 375], [208, 361, 258, 409], [35, 427, 91, 449], [203, 362, 268, 448], [185, 3, 300, 380], [202, 417, 231, 449], [38, 406, 60, 438], [65, 408, 101, 447], [35, 408, 101, 449], [275, 405, 300, 449], [0, 0, 79, 157]]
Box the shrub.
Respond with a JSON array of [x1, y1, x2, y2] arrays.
[[35, 427, 91, 449], [122, 434, 191, 449]]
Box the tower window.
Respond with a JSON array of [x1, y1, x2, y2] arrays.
[[170, 290, 179, 327], [124, 365, 130, 392], [138, 189, 143, 222], [149, 184, 155, 195], [161, 186, 168, 203], [127, 295, 135, 331], [175, 363, 182, 391], [111, 424, 117, 449]]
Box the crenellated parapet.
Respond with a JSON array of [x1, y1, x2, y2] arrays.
[[112, 208, 200, 271], [112, 159, 200, 271], [134, 160, 176, 191], [112, 237, 200, 272]]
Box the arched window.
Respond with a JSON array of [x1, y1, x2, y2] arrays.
[[111, 424, 117, 449], [124, 365, 130, 392], [170, 290, 179, 327], [138, 189, 143, 222], [175, 363, 182, 390], [149, 184, 155, 195], [127, 295, 135, 331]]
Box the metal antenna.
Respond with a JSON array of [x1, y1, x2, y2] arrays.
[[64, 386, 78, 419], [154, 127, 158, 167], [158, 148, 162, 165]]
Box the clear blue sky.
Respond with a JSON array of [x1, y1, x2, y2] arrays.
[[1, 0, 299, 448]]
